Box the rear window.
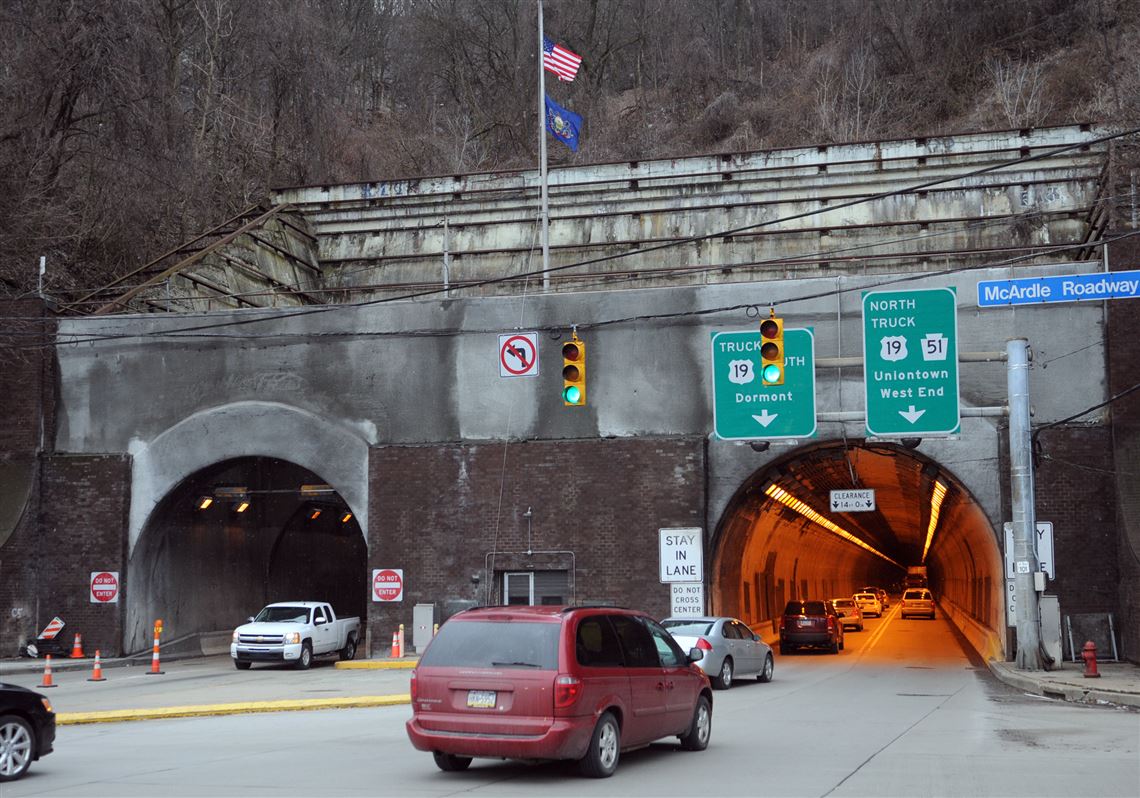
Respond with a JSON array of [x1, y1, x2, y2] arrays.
[[855, 593, 876, 600], [903, 590, 931, 600], [833, 599, 855, 608], [784, 601, 827, 616], [421, 620, 560, 669], [661, 620, 714, 635]]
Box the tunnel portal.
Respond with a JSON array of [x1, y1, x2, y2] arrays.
[[712, 441, 1003, 655], [124, 457, 366, 654]]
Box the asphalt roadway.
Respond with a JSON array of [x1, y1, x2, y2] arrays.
[[1, 644, 1137, 725]]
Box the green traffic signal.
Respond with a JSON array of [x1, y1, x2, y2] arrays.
[[761, 363, 782, 383], [562, 385, 582, 403]]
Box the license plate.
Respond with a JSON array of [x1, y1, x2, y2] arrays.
[[797, 619, 811, 627], [466, 690, 496, 708]]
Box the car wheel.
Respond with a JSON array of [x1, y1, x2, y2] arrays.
[[713, 657, 734, 689], [579, 712, 620, 778], [678, 695, 712, 751], [839, 636, 845, 651], [233, 659, 251, 670], [858, 623, 865, 631], [432, 751, 472, 771], [779, 642, 791, 655], [295, 641, 313, 670], [758, 653, 774, 683], [0, 714, 35, 782], [829, 638, 840, 654], [339, 636, 356, 661]]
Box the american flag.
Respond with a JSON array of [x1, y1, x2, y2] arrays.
[[543, 36, 582, 82]]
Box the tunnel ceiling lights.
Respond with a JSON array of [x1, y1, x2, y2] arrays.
[[921, 480, 948, 563], [764, 484, 903, 568]]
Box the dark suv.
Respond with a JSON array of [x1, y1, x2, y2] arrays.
[[779, 599, 844, 654], [406, 605, 713, 778]]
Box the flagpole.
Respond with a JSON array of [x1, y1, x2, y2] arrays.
[[538, 0, 550, 292]]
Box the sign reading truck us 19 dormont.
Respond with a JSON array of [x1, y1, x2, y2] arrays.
[[862, 288, 960, 437], [711, 328, 816, 440]]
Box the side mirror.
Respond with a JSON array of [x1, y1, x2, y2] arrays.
[[688, 646, 704, 663], [753, 633, 761, 642], [247, 616, 255, 623]]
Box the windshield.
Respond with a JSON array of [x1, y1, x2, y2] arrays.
[[420, 620, 560, 670], [253, 606, 311, 623], [833, 600, 854, 608], [661, 620, 714, 635]]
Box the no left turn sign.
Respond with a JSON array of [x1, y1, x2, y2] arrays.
[[90, 571, 120, 604], [499, 333, 539, 377]]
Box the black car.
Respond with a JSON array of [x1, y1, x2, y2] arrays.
[[779, 599, 845, 654], [0, 682, 56, 782]]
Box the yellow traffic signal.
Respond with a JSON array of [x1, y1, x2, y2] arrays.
[[760, 315, 784, 385], [562, 335, 586, 406]]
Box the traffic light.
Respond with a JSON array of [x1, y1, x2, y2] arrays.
[[561, 334, 586, 406], [760, 315, 784, 386]]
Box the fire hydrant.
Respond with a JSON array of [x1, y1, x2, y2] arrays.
[[1081, 640, 1101, 678]]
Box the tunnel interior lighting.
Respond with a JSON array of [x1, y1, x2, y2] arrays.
[[300, 484, 334, 498], [341, 512, 353, 524], [309, 508, 322, 521], [234, 500, 250, 513], [196, 496, 213, 510], [764, 484, 903, 568], [921, 480, 948, 563]]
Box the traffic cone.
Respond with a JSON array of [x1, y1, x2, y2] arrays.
[[390, 631, 400, 658], [39, 655, 57, 688], [88, 650, 107, 682], [147, 624, 164, 675], [70, 633, 85, 658]]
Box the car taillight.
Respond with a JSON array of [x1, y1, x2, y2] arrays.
[[554, 674, 582, 709], [409, 670, 417, 702], [827, 616, 835, 630], [779, 617, 787, 631], [901, 601, 907, 608], [696, 637, 713, 651]]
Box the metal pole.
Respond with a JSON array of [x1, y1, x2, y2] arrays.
[[537, 0, 550, 292], [1007, 338, 1042, 669]]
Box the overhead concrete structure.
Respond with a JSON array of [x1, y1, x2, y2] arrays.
[[2, 123, 1135, 666]]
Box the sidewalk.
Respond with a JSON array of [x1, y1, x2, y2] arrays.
[[987, 658, 1140, 708], [0, 653, 417, 725]]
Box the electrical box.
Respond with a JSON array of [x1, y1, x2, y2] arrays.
[[412, 603, 435, 653]]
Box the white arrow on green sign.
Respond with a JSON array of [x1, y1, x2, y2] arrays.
[[862, 287, 960, 437], [711, 328, 816, 440]]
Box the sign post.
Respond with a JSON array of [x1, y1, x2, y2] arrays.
[[372, 569, 404, 602], [90, 571, 120, 604], [829, 489, 876, 512], [659, 528, 703, 583], [711, 328, 816, 440], [862, 288, 960, 437]]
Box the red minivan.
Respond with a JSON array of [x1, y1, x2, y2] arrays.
[[406, 605, 713, 777]]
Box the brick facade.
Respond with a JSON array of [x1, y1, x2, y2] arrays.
[[366, 437, 706, 657]]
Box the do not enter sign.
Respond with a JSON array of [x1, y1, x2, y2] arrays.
[[372, 569, 404, 602], [90, 571, 120, 604]]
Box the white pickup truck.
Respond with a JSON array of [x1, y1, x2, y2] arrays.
[[231, 601, 360, 670]]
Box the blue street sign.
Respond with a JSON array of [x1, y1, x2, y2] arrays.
[[977, 269, 1140, 307]]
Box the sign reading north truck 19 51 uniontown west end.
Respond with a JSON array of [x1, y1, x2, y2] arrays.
[[711, 328, 816, 440], [862, 288, 960, 437]]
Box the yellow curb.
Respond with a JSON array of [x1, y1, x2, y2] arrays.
[[57, 694, 411, 725], [334, 659, 418, 670]]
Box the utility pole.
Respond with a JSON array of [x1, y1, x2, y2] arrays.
[[1007, 338, 1043, 669]]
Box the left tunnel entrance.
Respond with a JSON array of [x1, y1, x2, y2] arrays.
[[125, 457, 366, 654], [710, 441, 1005, 659]]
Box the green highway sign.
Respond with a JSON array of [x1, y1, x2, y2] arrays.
[[862, 287, 960, 437], [712, 328, 816, 440]]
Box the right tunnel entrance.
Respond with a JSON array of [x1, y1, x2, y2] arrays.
[[711, 440, 1005, 657]]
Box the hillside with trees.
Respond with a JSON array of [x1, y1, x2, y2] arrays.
[[2, 0, 1138, 298]]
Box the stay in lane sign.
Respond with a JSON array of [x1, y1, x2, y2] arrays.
[[862, 288, 960, 437], [711, 327, 816, 440]]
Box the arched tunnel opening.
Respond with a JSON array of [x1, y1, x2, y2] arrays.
[[711, 441, 1004, 656], [125, 457, 366, 654]]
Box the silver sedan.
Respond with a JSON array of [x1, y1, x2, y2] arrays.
[[662, 616, 774, 689]]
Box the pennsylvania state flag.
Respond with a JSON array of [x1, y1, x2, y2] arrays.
[[544, 95, 582, 152]]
